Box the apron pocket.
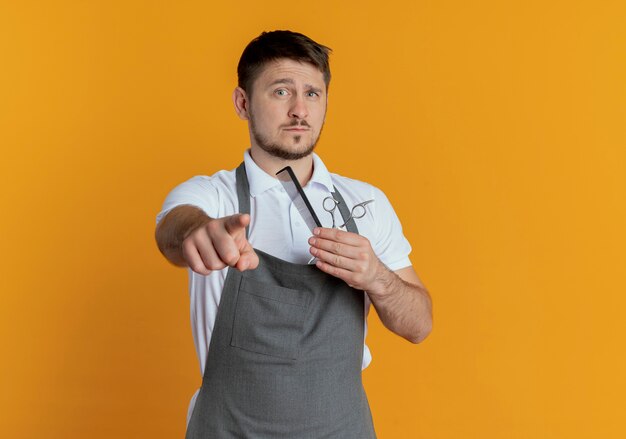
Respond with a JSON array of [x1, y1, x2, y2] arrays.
[[230, 277, 308, 360]]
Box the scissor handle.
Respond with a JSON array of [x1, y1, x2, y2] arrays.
[[350, 199, 374, 219], [323, 197, 340, 212]]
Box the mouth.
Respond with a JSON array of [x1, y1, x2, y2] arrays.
[[283, 127, 310, 132]]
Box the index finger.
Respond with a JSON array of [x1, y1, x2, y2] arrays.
[[312, 227, 362, 246]]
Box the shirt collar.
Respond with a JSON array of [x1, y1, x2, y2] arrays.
[[243, 149, 335, 197], [309, 152, 335, 193]]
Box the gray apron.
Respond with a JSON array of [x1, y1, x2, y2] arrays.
[[185, 162, 377, 439]]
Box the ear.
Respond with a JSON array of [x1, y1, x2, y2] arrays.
[[233, 87, 250, 120]]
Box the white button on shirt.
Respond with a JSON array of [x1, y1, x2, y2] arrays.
[[156, 150, 412, 417]]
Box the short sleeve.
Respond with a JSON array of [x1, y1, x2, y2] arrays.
[[371, 185, 412, 271], [155, 176, 220, 225]]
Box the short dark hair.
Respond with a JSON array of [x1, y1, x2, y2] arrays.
[[237, 30, 332, 96]]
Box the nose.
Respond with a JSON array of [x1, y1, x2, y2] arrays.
[[288, 95, 308, 119]]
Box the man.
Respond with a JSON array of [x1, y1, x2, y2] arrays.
[[155, 30, 432, 439]]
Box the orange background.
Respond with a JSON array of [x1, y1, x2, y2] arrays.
[[1, 1, 625, 437]]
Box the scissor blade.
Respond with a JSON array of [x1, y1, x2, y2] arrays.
[[276, 166, 322, 234]]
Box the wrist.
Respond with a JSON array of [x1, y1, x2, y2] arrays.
[[365, 261, 397, 299]]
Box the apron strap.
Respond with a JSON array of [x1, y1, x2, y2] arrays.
[[235, 162, 251, 239], [330, 186, 359, 234]]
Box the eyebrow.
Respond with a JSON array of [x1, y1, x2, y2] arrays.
[[269, 78, 295, 87], [268, 78, 323, 93]]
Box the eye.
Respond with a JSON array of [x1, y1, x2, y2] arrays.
[[275, 89, 288, 96], [307, 91, 319, 97]]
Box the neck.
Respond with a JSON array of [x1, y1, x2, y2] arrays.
[[249, 145, 315, 187]]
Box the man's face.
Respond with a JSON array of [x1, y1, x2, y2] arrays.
[[246, 58, 327, 161]]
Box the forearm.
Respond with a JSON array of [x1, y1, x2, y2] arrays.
[[366, 266, 433, 344], [155, 205, 211, 266]]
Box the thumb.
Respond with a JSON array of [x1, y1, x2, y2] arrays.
[[235, 240, 259, 271], [223, 213, 250, 235]]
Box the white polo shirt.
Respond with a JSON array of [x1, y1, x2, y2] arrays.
[[156, 150, 412, 420]]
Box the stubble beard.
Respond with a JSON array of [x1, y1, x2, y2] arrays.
[[249, 113, 325, 161]]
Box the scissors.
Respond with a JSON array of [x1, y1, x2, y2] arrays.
[[322, 197, 374, 229]]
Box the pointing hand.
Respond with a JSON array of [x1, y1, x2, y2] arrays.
[[182, 213, 259, 275]]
